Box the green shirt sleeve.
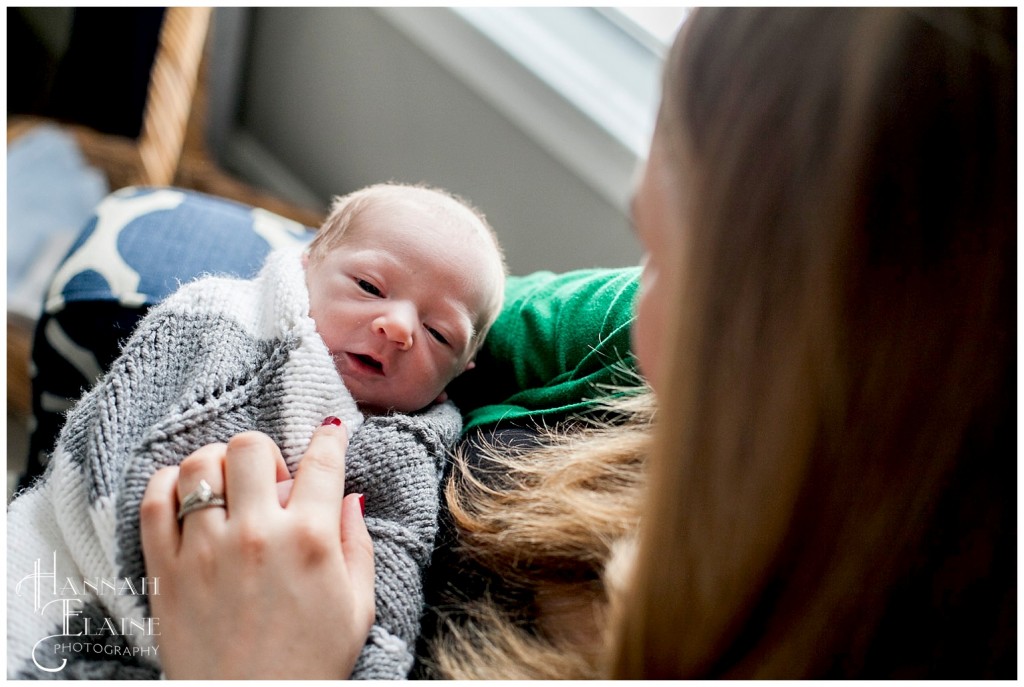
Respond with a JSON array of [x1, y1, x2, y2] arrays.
[[450, 266, 642, 432]]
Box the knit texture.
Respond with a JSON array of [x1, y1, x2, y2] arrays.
[[7, 246, 461, 679]]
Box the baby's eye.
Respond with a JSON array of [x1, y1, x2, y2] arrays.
[[426, 326, 450, 347], [357, 279, 382, 297]]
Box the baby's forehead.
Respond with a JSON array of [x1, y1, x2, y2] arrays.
[[355, 198, 499, 267], [359, 193, 482, 237], [349, 205, 502, 289]]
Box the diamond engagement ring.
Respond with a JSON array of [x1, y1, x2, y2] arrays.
[[176, 479, 227, 520]]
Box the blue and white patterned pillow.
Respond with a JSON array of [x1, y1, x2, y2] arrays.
[[22, 186, 316, 488]]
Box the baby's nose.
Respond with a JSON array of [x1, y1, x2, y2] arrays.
[[374, 311, 414, 349]]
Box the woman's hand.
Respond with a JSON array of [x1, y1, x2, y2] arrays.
[[140, 422, 375, 679]]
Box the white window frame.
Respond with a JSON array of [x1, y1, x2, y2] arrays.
[[373, 7, 672, 213]]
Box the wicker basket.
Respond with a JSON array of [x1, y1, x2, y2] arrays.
[[7, 7, 324, 422]]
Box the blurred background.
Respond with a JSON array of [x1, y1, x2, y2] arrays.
[[6, 6, 688, 495]]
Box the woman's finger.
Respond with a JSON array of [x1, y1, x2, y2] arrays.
[[340, 493, 376, 625], [176, 442, 228, 529], [223, 431, 289, 520], [288, 422, 349, 522], [141, 465, 182, 568], [277, 479, 295, 507]]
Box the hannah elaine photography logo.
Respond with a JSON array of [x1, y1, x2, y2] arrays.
[[14, 553, 161, 673]]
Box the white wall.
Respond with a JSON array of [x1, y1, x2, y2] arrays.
[[227, 7, 642, 275]]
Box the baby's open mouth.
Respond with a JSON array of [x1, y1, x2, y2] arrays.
[[352, 353, 384, 373]]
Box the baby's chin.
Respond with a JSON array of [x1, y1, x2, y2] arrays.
[[352, 395, 438, 416], [339, 371, 445, 415], [354, 401, 394, 416]]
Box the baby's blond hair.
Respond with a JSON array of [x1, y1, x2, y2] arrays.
[[307, 182, 505, 270]]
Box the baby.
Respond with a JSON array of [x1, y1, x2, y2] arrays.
[[7, 183, 506, 680], [305, 183, 505, 414]]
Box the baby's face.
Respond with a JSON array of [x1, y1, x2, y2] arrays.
[[305, 204, 502, 413]]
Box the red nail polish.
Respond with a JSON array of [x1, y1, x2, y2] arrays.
[[322, 416, 342, 427], [358, 494, 366, 516]]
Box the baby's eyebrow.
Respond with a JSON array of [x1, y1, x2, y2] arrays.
[[463, 323, 480, 352]]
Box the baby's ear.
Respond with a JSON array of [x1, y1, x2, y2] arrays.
[[463, 359, 476, 372], [301, 252, 310, 268]]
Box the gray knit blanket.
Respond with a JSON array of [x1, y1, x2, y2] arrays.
[[7, 246, 461, 679]]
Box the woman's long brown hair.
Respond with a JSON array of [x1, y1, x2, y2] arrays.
[[428, 394, 652, 679], [612, 7, 1015, 678], [430, 7, 1015, 679]]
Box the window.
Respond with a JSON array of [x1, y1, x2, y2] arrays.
[[601, 7, 690, 53], [375, 7, 687, 211]]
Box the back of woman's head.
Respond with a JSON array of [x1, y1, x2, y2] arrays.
[[613, 7, 1015, 678]]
